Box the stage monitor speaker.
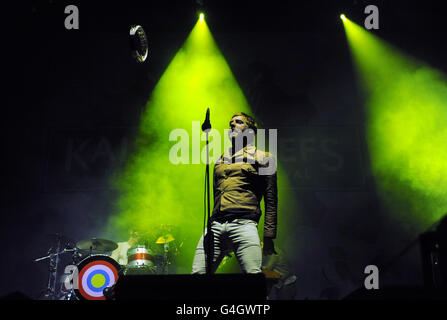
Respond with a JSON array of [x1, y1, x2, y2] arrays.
[[113, 274, 267, 300]]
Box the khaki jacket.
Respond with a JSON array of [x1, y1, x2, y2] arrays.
[[212, 144, 278, 238]]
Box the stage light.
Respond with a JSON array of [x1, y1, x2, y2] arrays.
[[340, 14, 346, 21], [343, 17, 447, 229], [199, 13, 204, 22]]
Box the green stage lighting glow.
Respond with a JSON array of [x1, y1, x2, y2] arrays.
[[104, 16, 297, 272], [343, 17, 447, 232]]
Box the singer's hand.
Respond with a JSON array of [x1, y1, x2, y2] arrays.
[[263, 237, 277, 256]]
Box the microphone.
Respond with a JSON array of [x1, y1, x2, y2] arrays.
[[201, 108, 211, 131]]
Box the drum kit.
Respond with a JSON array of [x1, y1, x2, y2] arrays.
[[34, 226, 182, 300]]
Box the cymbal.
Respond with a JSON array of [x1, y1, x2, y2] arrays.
[[155, 233, 175, 244], [76, 238, 118, 252]]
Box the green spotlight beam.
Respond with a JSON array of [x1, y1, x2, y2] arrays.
[[104, 16, 298, 272], [342, 17, 447, 232]]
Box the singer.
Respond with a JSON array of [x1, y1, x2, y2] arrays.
[[192, 112, 278, 274]]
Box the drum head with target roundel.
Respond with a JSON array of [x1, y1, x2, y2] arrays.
[[74, 255, 121, 300]]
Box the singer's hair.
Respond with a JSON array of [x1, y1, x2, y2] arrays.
[[232, 112, 258, 134]]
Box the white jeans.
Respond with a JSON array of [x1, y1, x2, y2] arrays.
[[192, 219, 262, 274]]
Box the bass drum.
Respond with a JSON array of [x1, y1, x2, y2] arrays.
[[74, 255, 122, 300]]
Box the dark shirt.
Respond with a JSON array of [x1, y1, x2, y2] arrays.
[[211, 144, 278, 238]]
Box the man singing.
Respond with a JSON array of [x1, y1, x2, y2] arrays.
[[192, 112, 278, 274]]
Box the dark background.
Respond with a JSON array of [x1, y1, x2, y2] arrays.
[[2, 0, 447, 299]]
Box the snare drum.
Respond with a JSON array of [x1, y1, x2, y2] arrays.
[[125, 245, 156, 275], [74, 255, 121, 300], [127, 245, 154, 268]]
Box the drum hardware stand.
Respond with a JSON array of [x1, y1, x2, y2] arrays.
[[40, 248, 57, 300], [34, 235, 68, 300], [162, 243, 170, 274], [71, 247, 81, 264], [60, 247, 78, 300]]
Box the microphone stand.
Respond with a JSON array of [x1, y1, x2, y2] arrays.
[[201, 108, 212, 275]]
